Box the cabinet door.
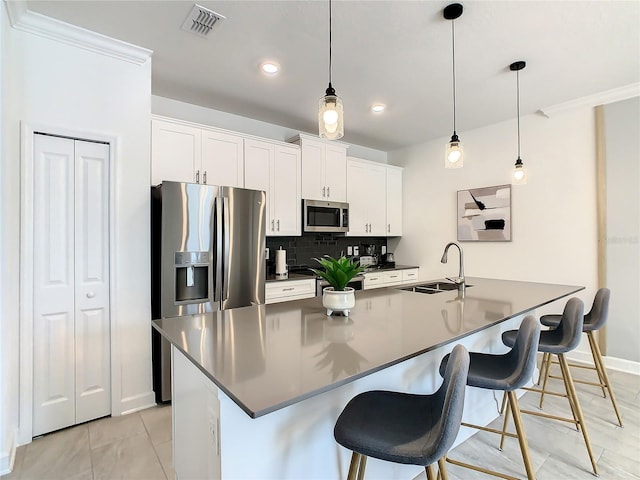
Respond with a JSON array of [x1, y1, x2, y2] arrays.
[[244, 139, 274, 233], [300, 138, 325, 200], [324, 144, 347, 202], [202, 129, 244, 187], [272, 145, 301, 236], [346, 160, 370, 236], [367, 164, 387, 236], [386, 167, 403, 236], [151, 119, 200, 185]]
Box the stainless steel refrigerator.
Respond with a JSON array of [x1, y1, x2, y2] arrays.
[[151, 181, 266, 402]]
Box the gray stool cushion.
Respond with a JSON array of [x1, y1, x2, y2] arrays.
[[503, 297, 584, 354], [440, 316, 540, 391], [334, 344, 469, 466], [540, 288, 610, 333]]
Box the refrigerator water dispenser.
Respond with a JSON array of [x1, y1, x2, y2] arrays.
[[174, 251, 210, 303]]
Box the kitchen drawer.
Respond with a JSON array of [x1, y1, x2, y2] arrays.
[[402, 268, 419, 283], [382, 270, 403, 286], [266, 279, 316, 304], [363, 272, 385, 290]]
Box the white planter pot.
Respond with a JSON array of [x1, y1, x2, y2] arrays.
[[322, 286, 356, 316]]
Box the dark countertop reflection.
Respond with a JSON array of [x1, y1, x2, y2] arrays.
[[152, 277, 582, 418]]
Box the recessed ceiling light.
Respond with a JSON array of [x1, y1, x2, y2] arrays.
[[371, 104, 386, 113], [261, 62, 280, 75]]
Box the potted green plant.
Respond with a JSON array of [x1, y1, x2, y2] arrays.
[[312, 255, 365, 316]]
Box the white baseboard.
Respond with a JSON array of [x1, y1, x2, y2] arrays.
[[118, 391, 157, 416], [0, 429, 17, 476], [567, 351, 640, 375]]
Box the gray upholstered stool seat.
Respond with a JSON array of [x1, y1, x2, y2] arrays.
[[537, 288, 622, 426], [502, 297, 599, 476], [334, 344, 469, 480], [439, 315, 540, 480]]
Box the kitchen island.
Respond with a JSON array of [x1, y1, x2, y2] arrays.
[[153, 277, 582, 479]]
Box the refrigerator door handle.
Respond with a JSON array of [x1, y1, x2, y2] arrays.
[[222, 197, 231, 303], [214, 196, 223, 303]]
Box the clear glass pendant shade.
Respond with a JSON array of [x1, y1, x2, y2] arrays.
[[319, 91, 344, 140], [445, 134, 463, 168], [512, 158, 527, 185]]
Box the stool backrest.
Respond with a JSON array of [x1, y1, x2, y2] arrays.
[[434, 344, 470, 458], [505, 315, 541, 389], [556, 297, 585, 352], [585, 288, 610, 330]]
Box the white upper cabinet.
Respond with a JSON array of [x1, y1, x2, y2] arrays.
[[289, 134, 347, 202], [201, 129, 244, 187], [151, 119, 201, 185], [347, 158, 386, 236], [151, 116, 244, 187], [386, 166, 403, 236], [347, 157, 403, 237], [245, 139, 301, 236]]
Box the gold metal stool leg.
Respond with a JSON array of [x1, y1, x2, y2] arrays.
[[588, 331, 624, 426], [539, 352, 553, 408], [558, 353, 599, 476], [346, 453, 360, 480], [356, 455, 367, 480], [507, 391, 536, 480], [426, 463, 437, 480], [437, 457, 450, 480]]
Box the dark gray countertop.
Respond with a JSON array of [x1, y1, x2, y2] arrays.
[[152, 277, 582, 418]]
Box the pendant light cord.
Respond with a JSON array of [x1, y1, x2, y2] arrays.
[[328, 0, 333, 85], [516, 69, 521, 158], [451, 19, 457, 133]]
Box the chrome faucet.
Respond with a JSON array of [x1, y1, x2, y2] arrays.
[[441, 242, 465, 288]]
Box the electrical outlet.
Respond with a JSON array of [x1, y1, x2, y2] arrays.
[[347, 246, 353, 256], [265, 247, 270, 260], [381, 245, 387, 255], [353, 246, 359, 256]]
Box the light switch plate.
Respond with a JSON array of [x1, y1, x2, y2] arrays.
[[347, 246, 353, 255], [353, 246, 359, 256], [381, 246, 387, 255]]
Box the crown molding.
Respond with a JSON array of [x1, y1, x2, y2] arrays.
[[4, 0, 152, 65], [538, 83, 640, 118]]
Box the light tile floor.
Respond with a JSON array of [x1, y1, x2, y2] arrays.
[[3, 359, 639, 480]]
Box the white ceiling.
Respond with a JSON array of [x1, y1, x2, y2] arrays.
[[26, 0, 640, 152]]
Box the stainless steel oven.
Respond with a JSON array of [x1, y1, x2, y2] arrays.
[[316, 275, 364, 296], [303, 199, 349, 233]]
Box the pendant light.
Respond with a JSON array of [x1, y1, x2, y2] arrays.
[[510, 61, 527, 184], [444, 3, 464, 169], [318, 0, 344, 140]]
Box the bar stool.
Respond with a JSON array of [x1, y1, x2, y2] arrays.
[[333, 344, 469, 480], [502, 297, 599, 476], [439, 315, 540, 480], [538, 288, 622, 426]]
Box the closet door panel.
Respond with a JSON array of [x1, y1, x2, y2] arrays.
[[32, 134, 76, 436], [75, 140, 111, 423]]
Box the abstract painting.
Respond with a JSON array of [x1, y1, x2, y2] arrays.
[[457, 184, 511, 241]]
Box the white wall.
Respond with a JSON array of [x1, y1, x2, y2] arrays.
[[152, 95, 388, 163], [1, 5, 155, 462], [388, 107, 599, 321], [603, 97, 640, 362]]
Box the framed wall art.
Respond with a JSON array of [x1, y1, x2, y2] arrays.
[[457, 184, 511, 241]]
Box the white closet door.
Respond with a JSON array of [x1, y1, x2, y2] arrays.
[[33, 134, 77, 436], [32, 134, 111, 436], [74, 140, 111, 424]]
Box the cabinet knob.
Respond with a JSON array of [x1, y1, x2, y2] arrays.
[[86, 291, 96, 298]]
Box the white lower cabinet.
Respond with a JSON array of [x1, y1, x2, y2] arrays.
[[172, 346, 221, 480], [266, 279, 316, 304], [363, 268, 419, 290]]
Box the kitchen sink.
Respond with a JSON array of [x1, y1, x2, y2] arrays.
[[400, 282, 472, 294]]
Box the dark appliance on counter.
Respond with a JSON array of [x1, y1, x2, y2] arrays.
[[151, 181, 266, 402], [381, 252, 396, 268], [303, 199, 349, 233]]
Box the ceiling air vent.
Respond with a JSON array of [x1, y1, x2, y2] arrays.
[[181, 4, 225, 38]]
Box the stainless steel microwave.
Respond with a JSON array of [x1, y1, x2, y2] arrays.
[[303, 199, 349, 233]]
